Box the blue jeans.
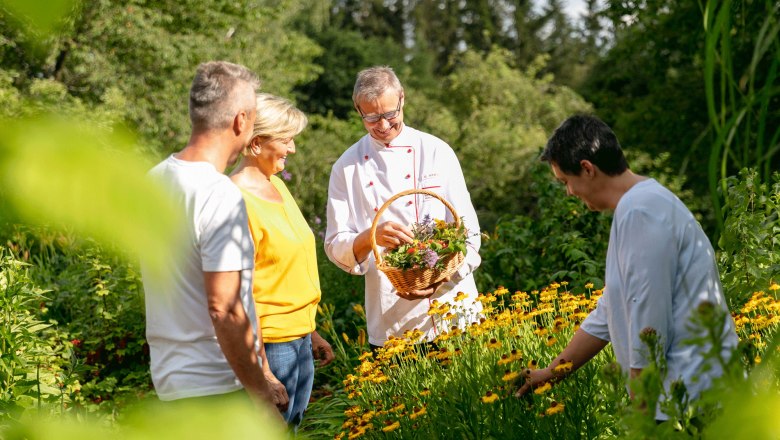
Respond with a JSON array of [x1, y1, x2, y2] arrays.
[[264, 333, 314, 428]]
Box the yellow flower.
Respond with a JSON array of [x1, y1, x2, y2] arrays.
[[391, 403, 406, 413], [334, 432, 345, 440], [410, 405, 427, 420], [481, 391, 499, 404], [553, 360, 574, 375], [358, 352, 373, 361], [560, 281, 569, 287], [382, 421, 400, 432], [497, 354, 513, 366], [534, 327, 549, 336], [352, 303, 365, 317], [494, 286, 510, 296], [545, 401, 565, 416], [454, 291, 469, 301], [527, 359, 538, 370], [534, 382, 552, 394], [419, 388, 431, 397], [755, 355, 762, 364], [436, 348, 452, 360], [487, 338, 502, 349], [546, 336, 558, 346], [769, 283, 780, 291], [502, 370, 521, 382], [584, 282, 594, 289], [342, 333, 350, 343]]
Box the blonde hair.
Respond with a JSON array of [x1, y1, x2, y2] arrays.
[[251, 93, 308, 142]]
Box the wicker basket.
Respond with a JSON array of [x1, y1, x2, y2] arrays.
[[370, 189, 465, 293]]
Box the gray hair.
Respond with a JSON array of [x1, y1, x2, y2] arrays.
[[352, 66, 404, 105], [244, 93, 307, 155], [189, 61, 260, 130]]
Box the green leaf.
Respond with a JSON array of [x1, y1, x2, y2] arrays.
[[0, 115, 184, 276], [0, 0, 76, 35]]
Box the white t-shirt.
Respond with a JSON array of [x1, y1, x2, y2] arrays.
[[580, 179, 738, 419], [325, 125, 483, 346], [140, 155, 257, 401]]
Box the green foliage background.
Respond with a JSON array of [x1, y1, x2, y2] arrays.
[[1, 0, 779, 437]]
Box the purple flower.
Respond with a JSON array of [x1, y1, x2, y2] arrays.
[[281, 170, 292, 181], [314, 216, 322, 225], [422, 248, 439, 268], [421, 214, 432, 226]]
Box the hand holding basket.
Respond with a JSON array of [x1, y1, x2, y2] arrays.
[[370, 189, 465, 293]]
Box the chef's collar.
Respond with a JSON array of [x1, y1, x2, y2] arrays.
[[369, 124, 412, 150]]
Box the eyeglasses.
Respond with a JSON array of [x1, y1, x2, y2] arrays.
[[357, 97, 402, 123]]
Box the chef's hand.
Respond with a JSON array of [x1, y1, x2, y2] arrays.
[[396, 277, 449, 301], [374, 221, 414, 249]]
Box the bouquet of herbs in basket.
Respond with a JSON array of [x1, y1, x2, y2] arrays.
[[383, 215, 468, 270]]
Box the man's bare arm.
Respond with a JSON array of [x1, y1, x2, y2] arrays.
[[516, 328, 608, 396], [204, 271, 280, 415]]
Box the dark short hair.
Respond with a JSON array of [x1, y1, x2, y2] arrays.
[[540, 114, 628, 176]]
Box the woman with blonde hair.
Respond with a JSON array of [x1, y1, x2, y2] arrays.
[[230, 93, 333, 427]]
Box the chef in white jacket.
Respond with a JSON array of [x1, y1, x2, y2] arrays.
[[325, 65, 483, 348]]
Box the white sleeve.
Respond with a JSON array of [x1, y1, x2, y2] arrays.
[[617, 209, 676, 369], [200, 184, 254, 272], [580, 294, 611, 342], [441, 147, 481, 282], [324, 161, 369, 275]]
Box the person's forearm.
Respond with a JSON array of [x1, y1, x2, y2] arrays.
[[352, 228, 372, 263], [545, 328, 609, 375], [205, 271, 272, 403], [210, 305, 271, 397]]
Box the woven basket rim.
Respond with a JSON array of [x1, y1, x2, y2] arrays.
[[369, 189, 463, 292]]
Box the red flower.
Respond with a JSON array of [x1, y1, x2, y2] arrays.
[[406, 247, 417, 255], [71, 339, 82, 347]]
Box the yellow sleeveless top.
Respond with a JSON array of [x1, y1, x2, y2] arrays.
[[240, 175, 321, 342]]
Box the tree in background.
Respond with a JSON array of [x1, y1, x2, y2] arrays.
[[1, 0, 322, 158], [581, 0, 779, 234]]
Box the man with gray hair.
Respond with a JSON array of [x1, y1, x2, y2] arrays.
[[140, 61, 284, 415], [325, 66, 482, 349]]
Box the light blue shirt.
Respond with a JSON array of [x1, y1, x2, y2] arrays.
[[581, 179, 738, 419]]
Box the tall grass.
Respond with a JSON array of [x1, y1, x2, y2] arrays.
[[703, 0, 780, 231]]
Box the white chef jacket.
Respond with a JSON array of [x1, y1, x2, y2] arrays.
[[325, 125, 482, 346]]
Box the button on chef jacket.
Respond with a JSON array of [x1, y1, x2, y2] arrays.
[[325, 125, 483, 346]]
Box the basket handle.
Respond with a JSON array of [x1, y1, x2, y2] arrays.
[[369, 189, 461, 266]]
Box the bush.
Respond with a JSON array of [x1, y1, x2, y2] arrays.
[[718, 169, 780, 308], [0, 249, 68, 423], [475, 160, 611, 291], [0, 225, 152, 417]]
